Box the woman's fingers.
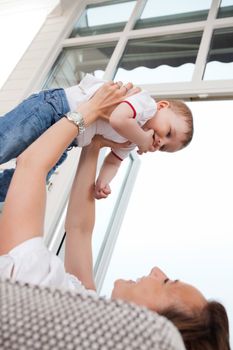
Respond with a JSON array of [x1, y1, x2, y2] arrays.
[[92, 135, 130, 149], [115, 81, 123, 88], [87, 80, 140, 120], [103, 139, 130, 149], [123, 82, 133, 91], [126, 86, 141, 97], [116, 81, 140, 97], [102, 80, 139, 95]]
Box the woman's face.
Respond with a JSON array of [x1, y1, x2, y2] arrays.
[[111, 267, 206, 313]]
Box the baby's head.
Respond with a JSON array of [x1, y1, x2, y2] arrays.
[[144, 99, 193, 153]]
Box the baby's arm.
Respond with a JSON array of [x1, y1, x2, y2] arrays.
[[94, 152, 121, 200], [110, 102, 154, 153]]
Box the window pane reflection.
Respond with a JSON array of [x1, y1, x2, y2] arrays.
[[115, 32, 202, 84], [70, 0, 136, 37], [204, 27, 233, 80], [44, 43, 116, 88], [217, 0, 233, 18], [134, 0, 211, 29]]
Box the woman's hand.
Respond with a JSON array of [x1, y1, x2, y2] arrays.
[[76, 81, 141, 126], [95, 82, 141, 121], [90, 134, 130, 150]]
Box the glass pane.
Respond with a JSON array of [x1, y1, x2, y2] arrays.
[[217, 0, 233, 18], [134, 0, 211, 29], [204, 27, 233, 80], [44, 43, 116, 89], [70, 0, 136, 37], [115, 32, 202, 84]]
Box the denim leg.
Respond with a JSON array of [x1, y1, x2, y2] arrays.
[[0, 88, 72, 201], [0, 150, 70, 202], [0, 89, 70, 164], [46, 151, 68, 181], [0, 94, 47, 163], [0, 169, 15, 202]]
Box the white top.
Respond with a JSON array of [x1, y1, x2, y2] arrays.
[[0, 237, 97, 297], [65, 74, 157, 160]]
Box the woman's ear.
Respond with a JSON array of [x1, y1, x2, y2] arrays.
[[157, 100, 170, 110]]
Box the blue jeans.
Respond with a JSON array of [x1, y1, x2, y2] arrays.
[[0, 88, 76, 202]]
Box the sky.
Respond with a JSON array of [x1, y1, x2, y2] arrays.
[[0, 0, 58, 89], [100, 100, 233, 345], [0, 0, 232, 347]]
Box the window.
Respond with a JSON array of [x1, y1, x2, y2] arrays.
[[44, 43, 117, 88], [134, 0, 211, 29], [70, 0, 136, 37], [204, 27, 233, 80], [217, 0, 233, 18], [115, 32, 202, 84]]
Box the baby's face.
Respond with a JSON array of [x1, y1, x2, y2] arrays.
[[143, 105, 188, 153]]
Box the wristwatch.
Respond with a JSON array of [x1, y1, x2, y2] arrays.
[[65, 111, 86, 134]]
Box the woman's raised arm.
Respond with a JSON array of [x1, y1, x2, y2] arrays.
[[65, 136, 127, 290], [0, 82, 133, 254]]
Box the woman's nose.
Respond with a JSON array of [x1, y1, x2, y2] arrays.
[[149, 267, 168, 280]]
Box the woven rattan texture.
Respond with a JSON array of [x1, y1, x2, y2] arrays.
[[0, 280, 185, 350]]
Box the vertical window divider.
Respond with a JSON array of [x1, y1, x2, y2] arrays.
[[192, 0, 221, 84], [104, 0, 147, 80]]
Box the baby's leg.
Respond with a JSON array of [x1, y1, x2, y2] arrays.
[[0, 89, 71, 201], [0, 94, 42, 164], [0, 90, 69, 164], [0, 150, 70, 202], [0, 169, 14, 202]]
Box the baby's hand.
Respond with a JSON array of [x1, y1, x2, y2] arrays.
[[94, 181, 111, 200], [137, 129, 154, 155]]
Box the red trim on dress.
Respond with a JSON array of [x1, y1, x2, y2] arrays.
[[111, 150, 123, 161], [121, 100, 136, 118]]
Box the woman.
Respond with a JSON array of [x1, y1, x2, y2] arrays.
[[0, 82, 230, 350]]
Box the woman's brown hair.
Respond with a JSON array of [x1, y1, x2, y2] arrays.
[[161, 301, 230, 350]]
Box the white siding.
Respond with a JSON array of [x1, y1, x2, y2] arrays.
[[0, 0, 85, 114]]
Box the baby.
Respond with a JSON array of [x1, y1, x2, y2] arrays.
[[68, 75, 193, 199], [0, 74, 193, 201]]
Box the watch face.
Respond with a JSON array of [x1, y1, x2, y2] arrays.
[[67, 112, 85, 134], [74, 112, 81, 120]]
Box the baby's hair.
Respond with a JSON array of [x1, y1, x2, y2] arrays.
[[168, 99, 194, 149]]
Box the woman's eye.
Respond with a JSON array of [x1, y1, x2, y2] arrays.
[[166, 130, 171, 138], [163, 278, 169, 284]]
